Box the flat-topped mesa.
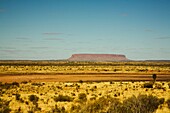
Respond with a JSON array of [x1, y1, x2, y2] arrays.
[[68, 54, 129, 61]]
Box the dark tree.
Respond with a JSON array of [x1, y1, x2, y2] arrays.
[[152, 74, 157, 83]]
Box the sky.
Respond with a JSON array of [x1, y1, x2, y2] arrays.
[[0, 0, 170, 60]]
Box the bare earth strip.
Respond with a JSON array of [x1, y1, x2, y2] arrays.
[[0, 74, 170, 82]]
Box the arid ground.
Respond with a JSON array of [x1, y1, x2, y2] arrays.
[[0, 61, 170, 113], [0, 74, 170, 83]]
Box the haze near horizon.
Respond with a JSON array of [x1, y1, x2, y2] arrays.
[[0, 0, 170, 60]]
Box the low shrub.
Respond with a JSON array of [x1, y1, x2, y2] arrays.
[[166, 99, 170, 109], [168, 83, 170, 89], [0, 98, 11, 113], [108, 94, 164, 113], [80, 96, 117, 113], [12, 82, 20, 87], [143, 82, 153, 88], [50, 105, 66, 113], [159, 98, 165, 105], [15, 93, 21, 100], [122, 94, 163, 113], [79, 80, 83, 84], [31, 83, 43, 86], [78, 93, 87, 102], [29, 95, 39, 104], [0, 82, 19, 89], [154, 83, 163, 89], [54, 95, 73, 102], [21, 81, 28, 84]]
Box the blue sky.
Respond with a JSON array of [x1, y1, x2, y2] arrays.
[[0, 0, 170, 60]]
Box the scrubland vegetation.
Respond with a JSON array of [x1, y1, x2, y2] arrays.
[[0, 61, 170, 75], [0, 81, 170, 113], [0, 61, 170, 113]]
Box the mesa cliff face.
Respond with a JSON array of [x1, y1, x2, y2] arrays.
[[68, 54, 129, 61]]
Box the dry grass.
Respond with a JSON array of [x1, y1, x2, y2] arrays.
[[0, 61, 170, 75], [0, 81, 170, 113], [0, 61, 170, 113], [0, 74, 170, 83]]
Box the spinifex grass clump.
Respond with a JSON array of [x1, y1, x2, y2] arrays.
[[80, 96, 116, 113], [54, 95, 73, 102], [0, 98, 11, 113], [78, 93, 87, 102], [120, 94, 163, 113], [76, 94, 164, 113], [29, 95, 39, 104], [167, 99, 170, 109], [143, 82, 153, 88]]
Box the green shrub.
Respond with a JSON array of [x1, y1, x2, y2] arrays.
[[143, 82, 153, 88], [15, 93, 21, 100], [78, 93, 87, 102], [29, 95, 39, 104], [80, 96, 116, 113], [122, 94, 163, 113], [166, 99, 170, 109], [0, 98, 11, 113], [154, 83, 163, 89], [21, 81, 28, 84], [50, 105, 66, 113], [0, 82, 19, 89], [12, 82, 20, 87], [168, 83, 170, 89], [54, 95, 73, 102], [108, 94, 164, 113], [31, 83, 43, 86], [107, 99, 123, 113], [79, 80, 83, 84], [159, 98, 165, 104]]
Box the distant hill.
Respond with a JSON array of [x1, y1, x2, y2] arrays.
[[144, 60, 170, 62], [68, 54, 129, 61]]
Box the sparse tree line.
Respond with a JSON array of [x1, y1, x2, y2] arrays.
[[0, 65, 170, 75], [0, 61, 170, 66]]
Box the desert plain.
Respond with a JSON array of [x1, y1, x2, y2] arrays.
[[0, 61, 170, 113]]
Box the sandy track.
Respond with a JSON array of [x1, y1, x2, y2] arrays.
[[0, 74, 170, 82]]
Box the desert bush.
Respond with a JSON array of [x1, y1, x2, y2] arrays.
[[70, 104, 81, 113], [29, 95, 39, 104], [166, 99, 170, 109], [0, 98, 11, 113], [122, 94, 163, 113], [80, 96, 116, 113], [143, 82, 153, 88], [15, 107, 22, 113], [154, 83, 163, 89], [108, 94, 164, 113], [54, 95, 73, 102], [107, 99, 123, 113], [21, 81, 28, 84], [31, 82, 43, 86], [159, 98, 165, 105], [50, 105, 67, 113], [15, 93, 21, 100], [78, 93, 87, 102], [168, 83, 170, 89], [12, 82, 20, 87], [0, 82, 19, 89], [79, 80, 83, 84]]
